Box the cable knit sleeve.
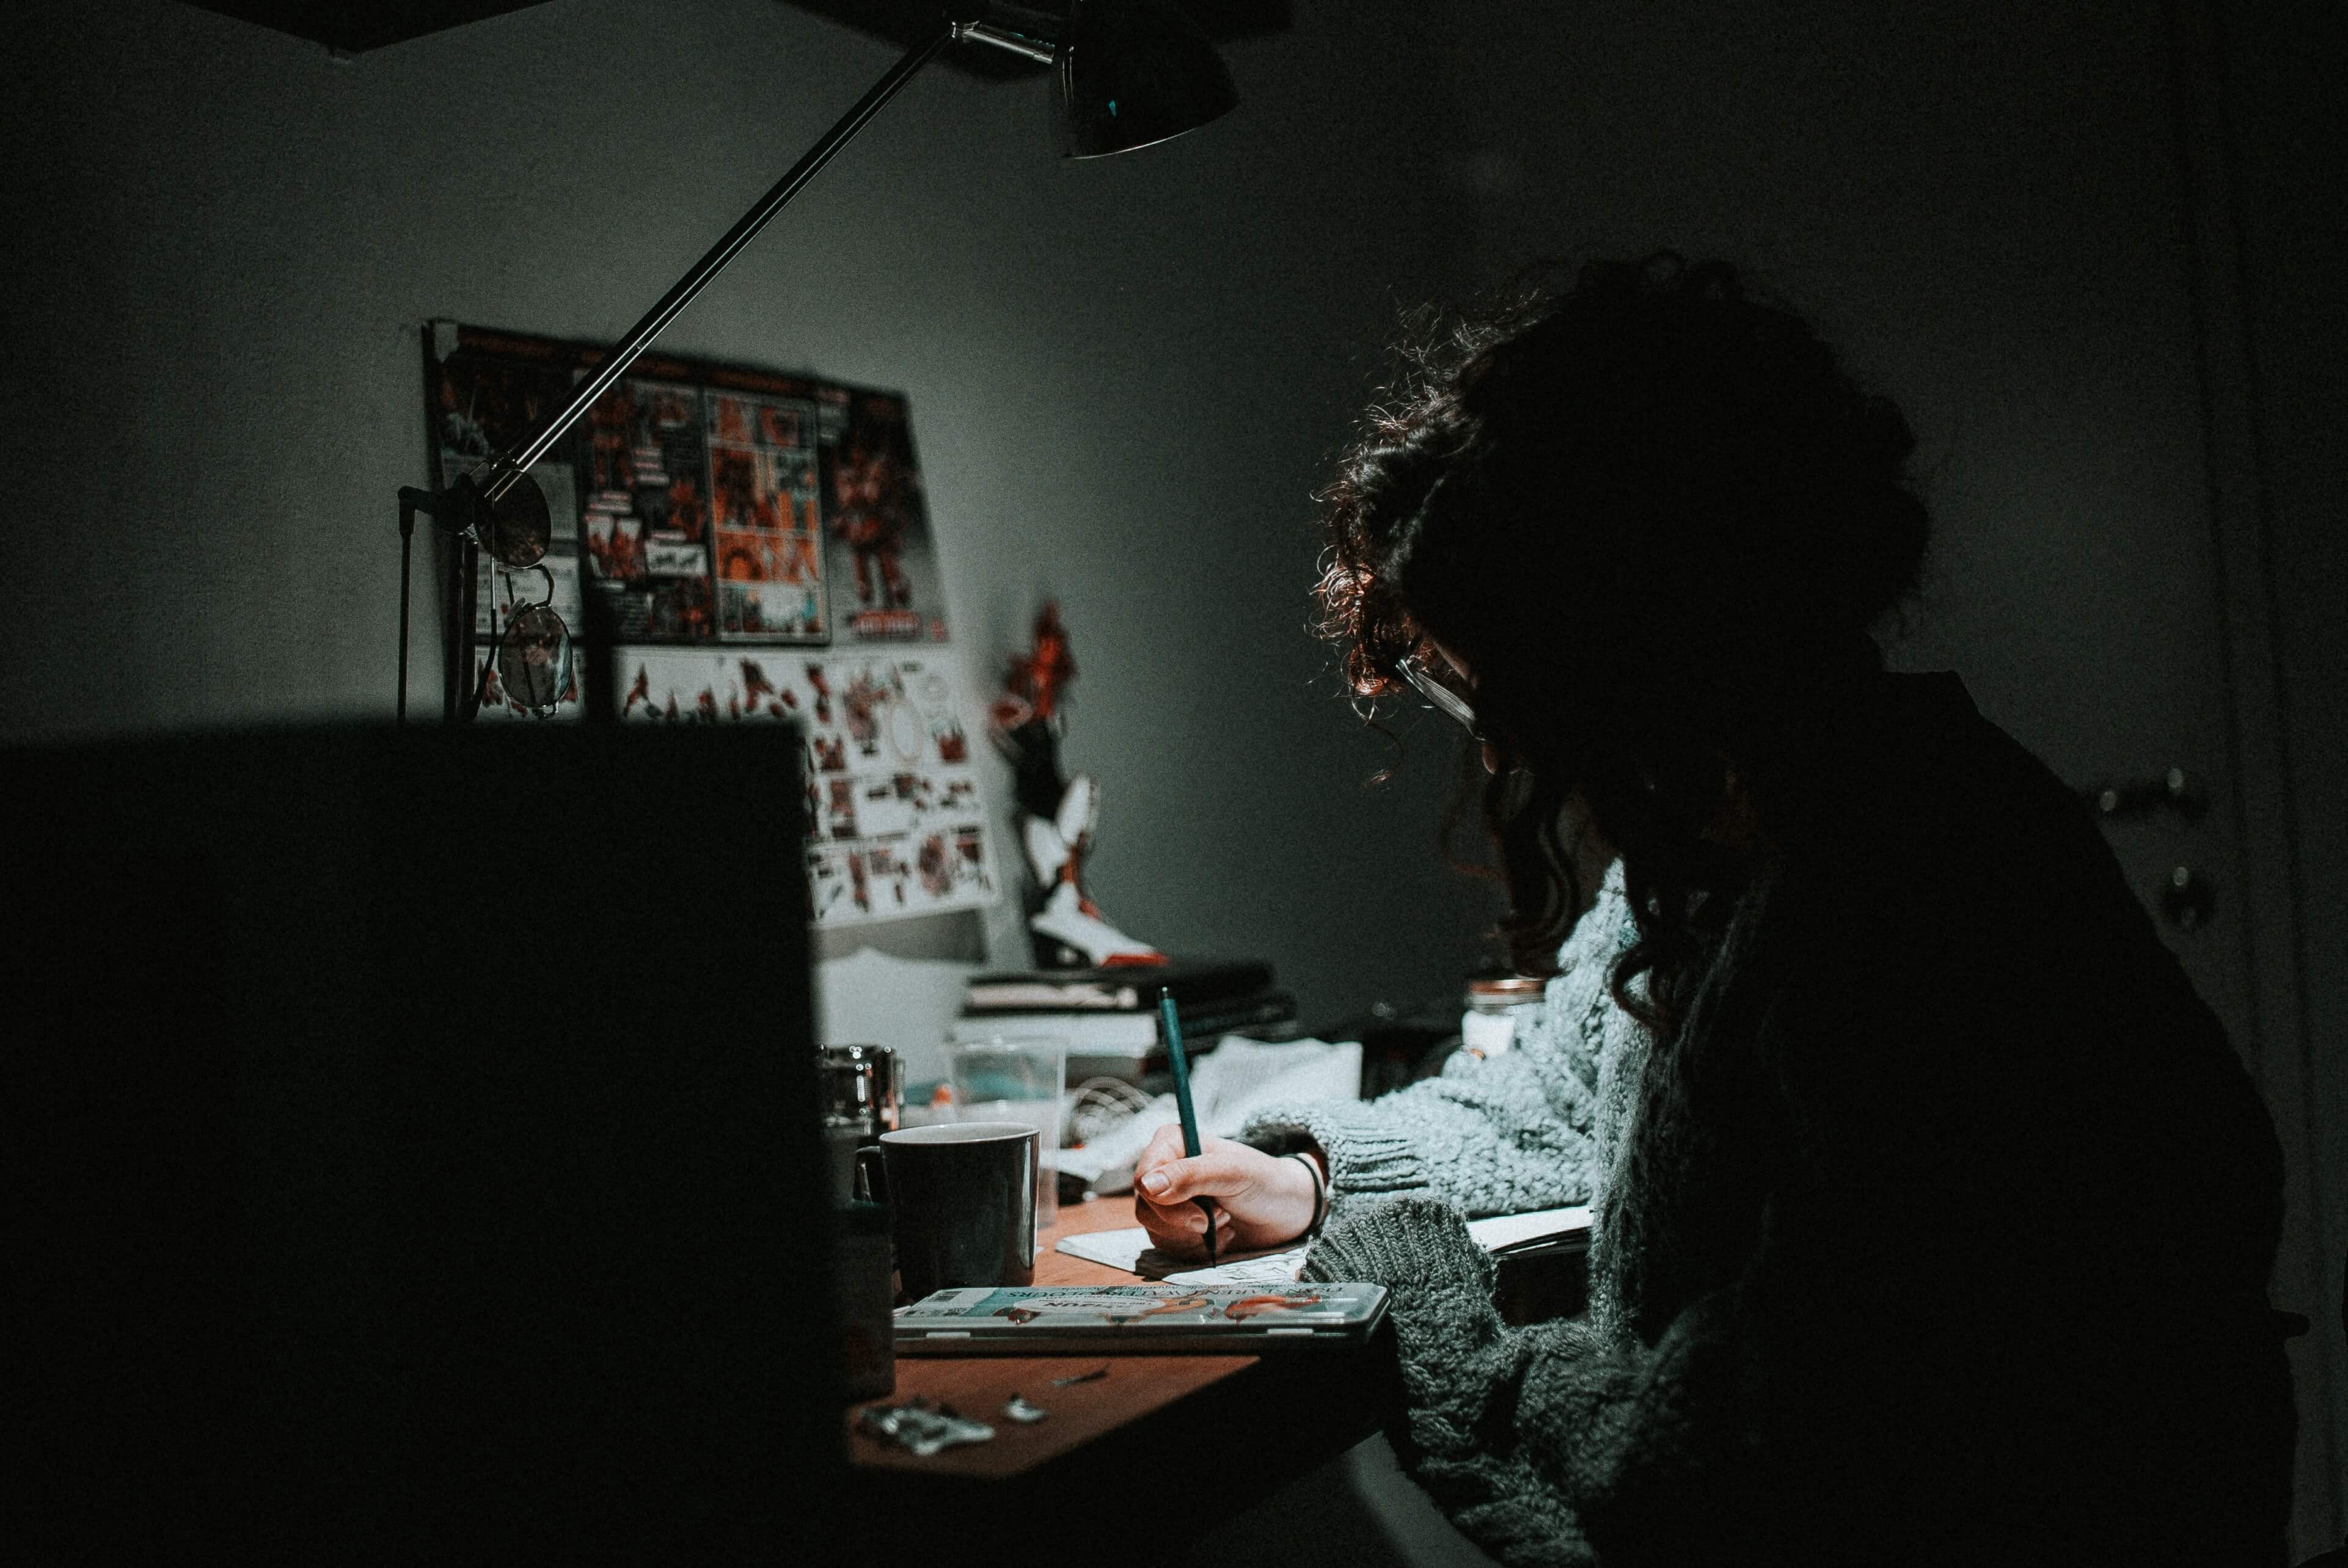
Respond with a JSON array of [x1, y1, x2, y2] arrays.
[[1241, 870, 1639, 1222], [1302, 1198, 1743, 1568]]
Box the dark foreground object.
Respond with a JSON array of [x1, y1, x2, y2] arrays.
[[7, 725, 836, 1559]]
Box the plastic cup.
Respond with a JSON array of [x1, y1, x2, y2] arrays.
[[948, 1037, 1067, 1233]]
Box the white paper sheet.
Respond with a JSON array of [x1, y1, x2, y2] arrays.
[[1051, 1226, 1154, 1272], [1161, 1248, 1312, 1288], [1052, 1224, 1303, 1283], [1465, 1206, 1592, 1253]]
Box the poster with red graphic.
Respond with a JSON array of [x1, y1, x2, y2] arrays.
[[706, 390, 827, 641], [819, 389, 950, 645], [425, 323, 993, 924]]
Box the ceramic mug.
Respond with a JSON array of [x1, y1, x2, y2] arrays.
[[857, 1121, 1038, 1301]]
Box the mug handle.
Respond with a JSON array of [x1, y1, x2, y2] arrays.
[[853, 1143, 888, 1206]]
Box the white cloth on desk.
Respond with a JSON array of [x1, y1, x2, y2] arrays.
[[1056, 1035, 1362, 1193]]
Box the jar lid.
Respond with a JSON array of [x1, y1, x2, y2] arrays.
[[1465, 973, 1545, 1005]]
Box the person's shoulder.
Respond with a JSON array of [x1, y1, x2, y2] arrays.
[[1787, 671, 2134, 943], [1847, 671, 2094, 854], [1880, 669, 2050, 787]]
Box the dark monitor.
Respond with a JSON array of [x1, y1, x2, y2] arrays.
[[7, 724, 837, 1557]]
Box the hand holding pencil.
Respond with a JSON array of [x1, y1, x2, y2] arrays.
[[1133, 991, 1327, 1261], [1132, 1126, 1324, 1259]]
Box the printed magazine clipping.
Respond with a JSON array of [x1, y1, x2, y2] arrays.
[[428, 323, 994, 929]]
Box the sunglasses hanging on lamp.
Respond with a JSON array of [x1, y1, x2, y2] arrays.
[[395, 0, 1238, 722]]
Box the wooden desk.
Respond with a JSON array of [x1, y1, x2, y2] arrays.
[[843, 1196, 1394, 1548]]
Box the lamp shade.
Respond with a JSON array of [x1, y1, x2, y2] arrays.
[[1056, 0, 1239, 159]]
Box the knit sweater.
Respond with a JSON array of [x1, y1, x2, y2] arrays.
[[1241, 862, 1644, 1227], [1298, 674, 2294, 1567]]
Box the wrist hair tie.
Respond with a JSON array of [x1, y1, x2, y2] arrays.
[[1288, 1151, 1329, 1239]]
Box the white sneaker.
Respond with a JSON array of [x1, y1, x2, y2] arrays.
[[1029, 880, 1163, 966]]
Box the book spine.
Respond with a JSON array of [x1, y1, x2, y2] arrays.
[[964, 964, 1276, 1013], [1166, 993, 1297, 1041], [952, 992, 1298, 1054]]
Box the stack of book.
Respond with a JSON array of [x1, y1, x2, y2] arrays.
[[949, 958, 1298, 1087]]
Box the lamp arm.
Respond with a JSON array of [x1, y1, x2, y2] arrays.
[[480, 19, 958, 499], [958, 16, 1059, 65]]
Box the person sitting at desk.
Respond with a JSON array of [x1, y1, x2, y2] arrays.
[[1133, 858, 1641, 1255], [1132, 255, 2295, 1566]]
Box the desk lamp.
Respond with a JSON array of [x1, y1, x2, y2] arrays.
[[396, 0, 1238, 721]]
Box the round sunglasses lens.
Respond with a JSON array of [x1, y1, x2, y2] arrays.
[[497, 602, 572, 713], [483, 469, 552, 571]]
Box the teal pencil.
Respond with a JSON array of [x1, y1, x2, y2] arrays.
[[1159, 990, 1217, 1263]]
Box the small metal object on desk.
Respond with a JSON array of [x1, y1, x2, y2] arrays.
[[858, 1395, 995, 1457], [819, 1043, 903, 1145], [1002, 1395, 1050, 1424], [1050, 1364, 1110, 1387]]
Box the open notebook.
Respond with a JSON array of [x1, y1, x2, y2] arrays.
[[1055, 1205, 1592, 1288]]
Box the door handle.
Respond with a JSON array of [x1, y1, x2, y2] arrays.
[[2074, 768, 2215, 930], [2080, 766, 2207, 823], [2160, 865, 2215, 930]]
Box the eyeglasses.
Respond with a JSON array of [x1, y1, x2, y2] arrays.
[[1397, 652, 1482, 740], [469, 465, 574, 717], [480, 564, 574, 716]]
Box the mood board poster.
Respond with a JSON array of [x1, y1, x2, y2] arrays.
[[426, 322, 994, 928]]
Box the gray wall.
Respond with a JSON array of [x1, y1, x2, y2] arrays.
[[0, 0, 1499, 1066]]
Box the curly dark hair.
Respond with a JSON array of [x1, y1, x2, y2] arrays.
[[1318, 255, 1930, 1033]]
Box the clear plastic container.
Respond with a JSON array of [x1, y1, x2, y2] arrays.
[[948, 1036, 1068, 1232]]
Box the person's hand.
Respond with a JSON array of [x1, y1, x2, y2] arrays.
[[1130, 1126, 1321, 1260]]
